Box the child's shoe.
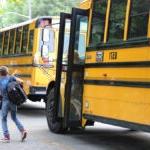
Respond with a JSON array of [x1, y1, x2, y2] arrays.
[[21, 130, 27, 142], [0, 135, 10, 143]]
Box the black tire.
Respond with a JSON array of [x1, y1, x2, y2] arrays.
[[46, 88, 64, 133]]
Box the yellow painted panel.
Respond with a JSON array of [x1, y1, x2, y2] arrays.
[[0, 56, 32, 66], [124, 0, 131, 40], [33, 67, 56, 87], [79, 0, 92, 9], [85, 68, 150, 82], [85, 46, 150, 64], [104, 47, 150, 62], [33, 29, 39, 54], [83, 85, 150, 125], [29, 21, 35, 30], [104, 0, 111, 43], [85, 51, 98, 63]]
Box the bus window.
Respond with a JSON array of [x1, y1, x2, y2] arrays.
[[64, 33, 70, 54], [3, 31, 9, 55], [15, 27, 22, 54], [9, 29, 15, 54], [62, 19, 71, 65], [90, 0, 107, 46], [22, 25, 29, 53], [28, 30, 34, 53], [108, 0, 127, 42], [63, 33, 70, 64], [77, 33, 86, 63], [73, 15, 88, 64], [0, 32, 2, 55], [128, 0, 149, 39]]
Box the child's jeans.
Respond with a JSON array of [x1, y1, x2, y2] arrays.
[[1, 100, 24, 137]]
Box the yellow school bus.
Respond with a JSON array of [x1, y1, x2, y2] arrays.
[[46, 0, 150, 133], [0, 16, 59, 101]]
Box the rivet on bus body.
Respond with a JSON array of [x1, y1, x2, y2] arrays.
[[85, 72, 88, 77], [103, 73, 107, 77], [85, 101, 89, 109]]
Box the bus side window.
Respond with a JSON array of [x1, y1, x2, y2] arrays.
[[28, 30, 34, 53], [108, 0, 127, 42], [15, 27, 22, 54], [128, 0, 149, 39], [0, 32, 2, 55], [9, 29, 15, 55], [3, 31, 9, 55], [90, 0, 107, 46], [22, 25, 29, 53]]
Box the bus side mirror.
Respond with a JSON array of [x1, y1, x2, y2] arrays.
[[41, 45, 49, 57], [42, 28, 50, 42], [41, 28, 50, 57]]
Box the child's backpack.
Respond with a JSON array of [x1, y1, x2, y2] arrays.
[[7, 80, 27, 105]]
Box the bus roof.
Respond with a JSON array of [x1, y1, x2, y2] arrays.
[[0, 16, 58, 32], [80, 0, 92, 9]]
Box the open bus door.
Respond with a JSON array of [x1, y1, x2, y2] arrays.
[[46, 8, 89, 133]]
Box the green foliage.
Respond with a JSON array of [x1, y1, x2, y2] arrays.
[[0, 9, 4, 15], [0, 0, 80, 28], [8, 0, 22, 3]]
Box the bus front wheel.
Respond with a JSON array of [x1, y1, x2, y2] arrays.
[[46, 88, 64, 133]]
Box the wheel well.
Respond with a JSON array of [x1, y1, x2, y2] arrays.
[[46, 81, 55, 95]]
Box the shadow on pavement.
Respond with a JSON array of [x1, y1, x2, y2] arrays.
[[28, 123, 150, 150], [63, 127, 150, 150]]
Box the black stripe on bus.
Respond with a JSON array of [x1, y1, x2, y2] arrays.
[[4, 64, 50, 68], [87, 37, 150, 51], [14, 74, 31, 78], [83, 114, 150, 133], [85, 61, 150, 68], [84, 80, 150, 88], [6, 64, 33, 67], [0, 53, 32, 58]]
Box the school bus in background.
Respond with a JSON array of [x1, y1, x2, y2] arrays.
[[46, 0, 150, 133], [0, 16, 60, 102]]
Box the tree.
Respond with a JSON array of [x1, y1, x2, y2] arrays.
[[0, 0, 80, 27]]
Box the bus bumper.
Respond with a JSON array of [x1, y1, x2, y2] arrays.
[[28, 86, 47, 102]]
